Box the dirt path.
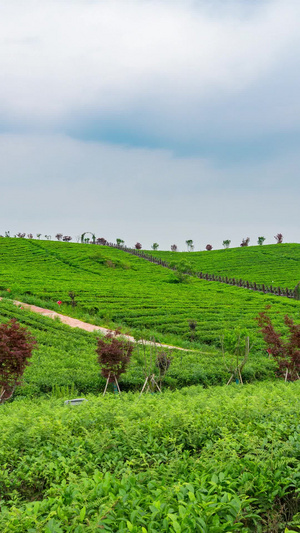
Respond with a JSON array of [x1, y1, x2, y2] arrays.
[[0, 298, 192, 352]]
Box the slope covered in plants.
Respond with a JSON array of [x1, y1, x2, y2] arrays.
[[1, 381, 300, 532], [144, 243, 300, 288], [0, 238, 299, 349], [0, 299, 275, 397]]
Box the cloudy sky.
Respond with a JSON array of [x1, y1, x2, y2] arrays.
[[0, 0, 299, 250]]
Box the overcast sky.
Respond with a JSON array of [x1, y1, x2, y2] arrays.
[[0, 0, 299, 250]]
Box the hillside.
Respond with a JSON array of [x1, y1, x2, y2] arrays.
[[144, 243, 300, 289], [1, 382, 300, 531], [0, 238, 299, 349], [0, 299, 276, 396]]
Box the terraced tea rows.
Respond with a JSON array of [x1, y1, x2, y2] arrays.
[[0, 238, 299, 348], [0, 299, 275, 396], [144, 243, 300, 289]]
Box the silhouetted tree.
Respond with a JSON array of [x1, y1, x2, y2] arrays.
[[135, 242, 142, 250], [152, 243, 159, 251], [171, 244, 178, 252], [206, 244, 213, 251], [257, 236, 265, 246], [275, 233, 283, 244]]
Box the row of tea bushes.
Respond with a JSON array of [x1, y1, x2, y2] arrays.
[[1, 381, 300, 531]]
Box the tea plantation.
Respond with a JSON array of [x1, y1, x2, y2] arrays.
[[0, 238, 299, 348], [2, 383, 300, 532], [0, 237, 300, 532], [145, 243, 300, 289]]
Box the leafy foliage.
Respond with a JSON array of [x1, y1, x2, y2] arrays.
[[257, 308, 300, 380], [257, 236, 266, 245], [275, 233, 283, 244], [0, 319, 37, 403], [222, 239, 231, 248], [2, 382, 300, 530], [96, 332, 133, 381], [240, 237, 250, 247]]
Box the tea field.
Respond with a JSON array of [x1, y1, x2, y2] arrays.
[[1, 238, 300, 532], [0, 238, 299, 349], [145, 243, 300, 289], [1, 382, 300, 532], [0, 299, 276, 396]]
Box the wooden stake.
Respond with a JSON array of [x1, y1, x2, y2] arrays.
[[103, 372, 111, 396], [114, 375, 121, 394]]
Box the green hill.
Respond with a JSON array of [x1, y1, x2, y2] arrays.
[[144, 243, 300, 288], [0, 299, 276, 396], [0, 238, 299, 349]]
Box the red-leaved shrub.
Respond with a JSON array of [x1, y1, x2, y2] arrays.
[[96, 332, 133, 382], [256, 308, 300, 381], [0, 319, 37, 403]]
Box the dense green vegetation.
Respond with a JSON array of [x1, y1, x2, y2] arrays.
[[0, 238, 300, 531], [1, 382, 300, 532], [0, 299, 276, 396], [0, 238, 299, 350], [144, 243, 300, 289]]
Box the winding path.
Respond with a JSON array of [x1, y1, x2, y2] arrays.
[[0, 298, 192, 352]]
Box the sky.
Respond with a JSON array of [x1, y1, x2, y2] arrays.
[[0, 0, 299, 251]]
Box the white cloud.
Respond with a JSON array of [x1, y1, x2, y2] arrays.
[[0, 133, 298, 249], [0, 0, 299, 139]]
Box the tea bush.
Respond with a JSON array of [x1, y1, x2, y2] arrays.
[[1, 382, 300, 531]]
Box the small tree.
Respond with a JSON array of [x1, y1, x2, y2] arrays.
[[188, 319, 197, 341], [257, 236, 265, 246], [116, 238, 124, 247], [27, 233, 33, 239], [275, 233, 283, 244], [221, 330, 251, 385], [69, 291, 77, 308], [222, 239, 231, 249], [171, 244, 178, 252], [206, 244, 213, 251], [240, 237, 250, 247], [135, 242, 142, 250], [156, 352, 173, 389], [96, 238, 108, 245], [186, 239, 194, 251], [56, 233, 63, 241], [63, 236, 72, 242], [16, 233, 26, 238], [137, 337, 172, 393], [152, 243, 159, 251], [96, 332, 133, 394], [256, 309, 300, 381], [0, 319, 37, 403]]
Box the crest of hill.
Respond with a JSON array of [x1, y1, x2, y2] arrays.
[[144, 243, 300, 289]]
